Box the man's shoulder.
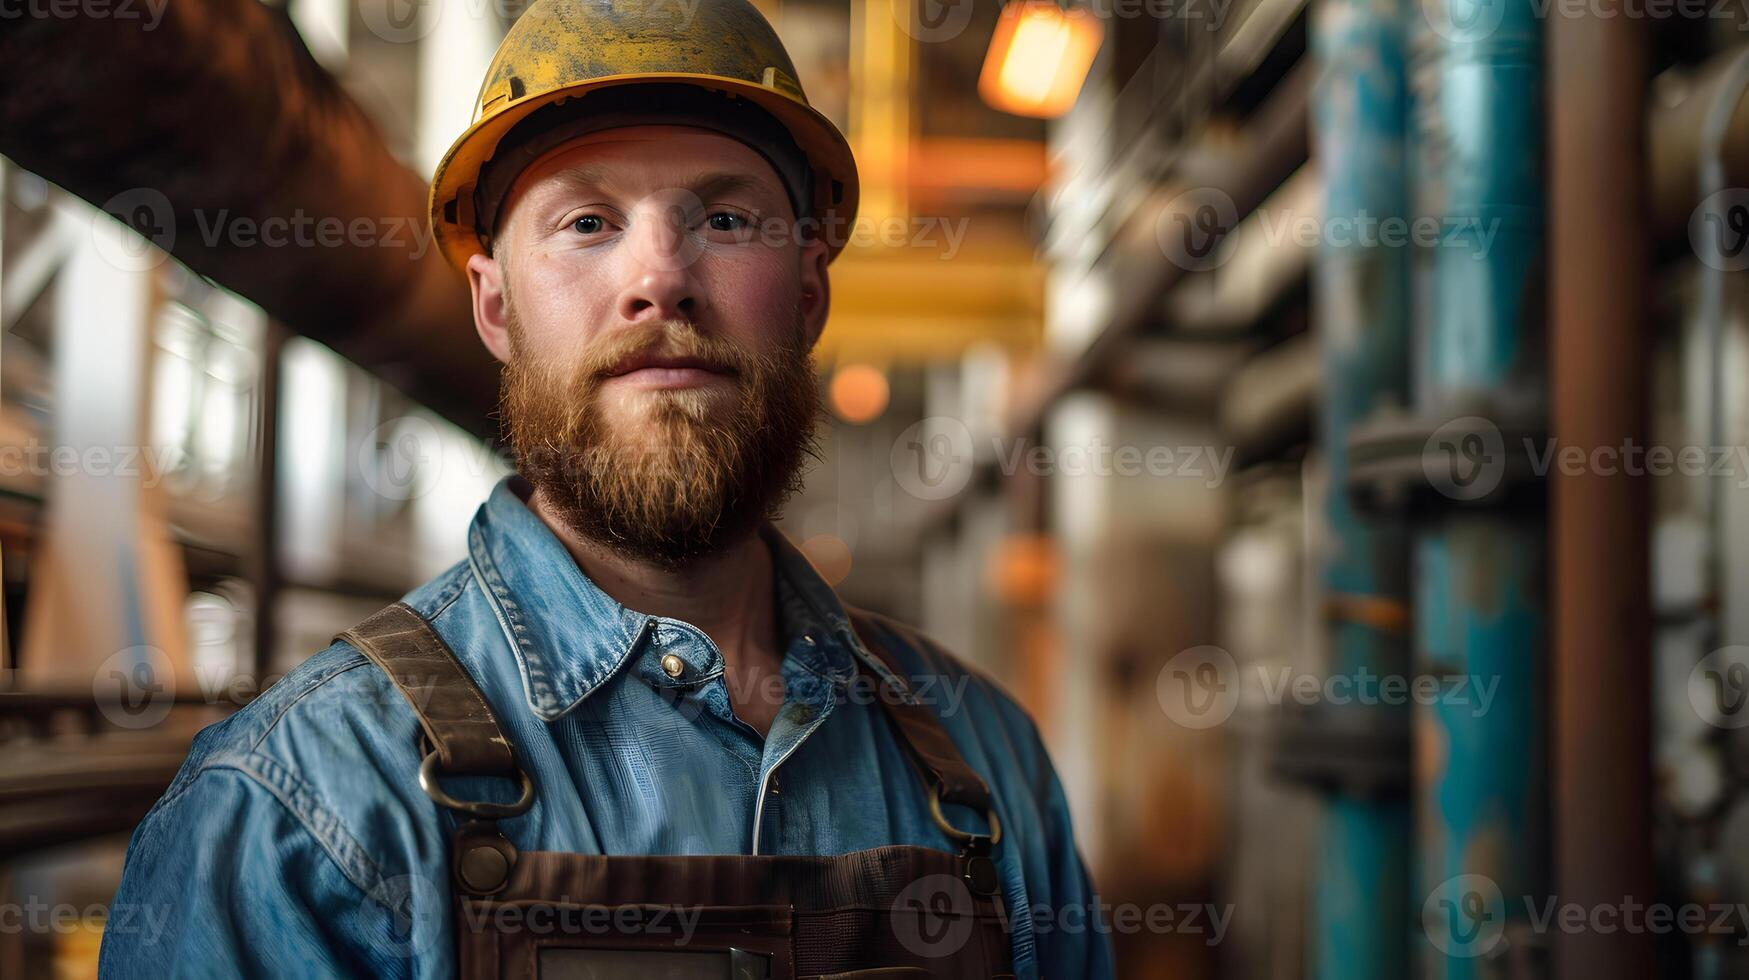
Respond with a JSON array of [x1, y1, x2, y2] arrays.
[[156, 647, 417, 837], [160, 560, 482, 805], [845, 606, 1047, 760], [846, 606, 979, 679], [846, 606, 1006, 695]]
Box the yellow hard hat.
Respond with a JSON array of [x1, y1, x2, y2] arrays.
[[428, 0, 861, 272]]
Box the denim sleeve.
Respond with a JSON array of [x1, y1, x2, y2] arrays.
[[1031, 752, 1117, 979], [97, 765, 443, 979]]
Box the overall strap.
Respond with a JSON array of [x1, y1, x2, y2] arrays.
[[846, 609, 995, 816], [336, 601, 994, 847], [336, 602, 517, 778]]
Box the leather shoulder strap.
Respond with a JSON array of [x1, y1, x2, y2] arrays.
[[336, 601, 990, 813], [336, 601, 518, 777], [847, 608, 994, 812]]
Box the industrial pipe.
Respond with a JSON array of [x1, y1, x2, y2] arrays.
[[1549, 6, 1656, 977], [0, 0, 491, 437], [1305, 0, 1414, 974], [1410, 0, 1549, 974]]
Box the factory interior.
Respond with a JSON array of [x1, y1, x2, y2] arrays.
[[1, 0, 1748, 975]]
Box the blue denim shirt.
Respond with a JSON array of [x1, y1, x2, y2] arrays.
[[100, 476, 1113, 979]]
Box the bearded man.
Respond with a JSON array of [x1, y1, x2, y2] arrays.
[[101, 2, 1111, 978]]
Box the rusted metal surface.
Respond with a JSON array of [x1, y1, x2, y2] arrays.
[[1549, 9, 1656, 979], [0, 0, 491, 436], [1306, 0, 1413, 972], [1409, 0, 1550, 972]]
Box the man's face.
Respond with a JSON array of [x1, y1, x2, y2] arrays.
[[465, 127, 832, 567]]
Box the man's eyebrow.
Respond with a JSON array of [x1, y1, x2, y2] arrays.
[[688, 171, 781, 201], [543, 167, 615, 194]]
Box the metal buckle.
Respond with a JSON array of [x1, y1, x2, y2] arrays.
[[927, 785, 1001, 848], [419, 749, 536, 819]]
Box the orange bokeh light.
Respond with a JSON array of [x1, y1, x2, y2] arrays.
[[829, 363, 890, 424]]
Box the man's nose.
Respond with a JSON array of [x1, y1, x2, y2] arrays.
[[615, 199, 708, 322]]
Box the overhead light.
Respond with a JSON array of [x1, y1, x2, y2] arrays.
[[978, 1, 1105, 119]]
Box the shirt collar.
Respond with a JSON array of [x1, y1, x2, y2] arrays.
[[466, 475, 860, 721]]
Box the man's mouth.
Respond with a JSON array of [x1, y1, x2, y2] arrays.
[[602, 351, 737, 390]]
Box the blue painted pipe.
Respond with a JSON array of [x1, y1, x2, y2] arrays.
[[1410, 0, 1547, 973], [1311, 0, 1413, 974]]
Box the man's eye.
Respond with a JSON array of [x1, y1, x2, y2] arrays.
[[706, 212, 746, 232], [572, 215, 606, 235]]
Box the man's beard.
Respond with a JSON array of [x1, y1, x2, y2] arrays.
[[499, 310, 821, 569]]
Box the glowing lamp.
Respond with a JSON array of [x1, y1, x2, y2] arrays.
[[978, 1, 1105, 119]]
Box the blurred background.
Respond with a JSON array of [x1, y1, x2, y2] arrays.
[[0, 0, 1745, 976]]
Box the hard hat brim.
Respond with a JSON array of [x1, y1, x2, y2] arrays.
[[428, 72, 861, 272]]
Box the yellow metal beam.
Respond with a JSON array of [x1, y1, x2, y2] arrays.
[[819, 243, 1044, 363], [833, 0, 1048, 366], [850, 0, 911, 221]]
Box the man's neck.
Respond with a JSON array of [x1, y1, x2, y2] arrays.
[[527, 488, 786, 732]]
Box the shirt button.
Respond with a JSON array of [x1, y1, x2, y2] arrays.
[[661, 654, 685, 678]]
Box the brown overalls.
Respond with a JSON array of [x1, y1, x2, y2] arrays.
[[339, 602, 1016, 979]]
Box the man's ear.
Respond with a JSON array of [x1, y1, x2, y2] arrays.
[[467, 249, 512, 364], [798, 238, 831, 349]]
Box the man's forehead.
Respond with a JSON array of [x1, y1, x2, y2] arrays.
[[515, 126, 786, 198]]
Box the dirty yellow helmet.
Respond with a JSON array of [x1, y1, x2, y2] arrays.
[[428, 0, 861, 272]]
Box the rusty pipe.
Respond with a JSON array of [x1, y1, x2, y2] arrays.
[[0, 0, 492, 437], [1550, 8, 1656, 980]]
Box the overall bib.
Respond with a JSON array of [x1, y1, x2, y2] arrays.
[[338, 603, 1016, 979]]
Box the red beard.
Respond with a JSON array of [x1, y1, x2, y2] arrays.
[[500, 314, 821, 568]]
